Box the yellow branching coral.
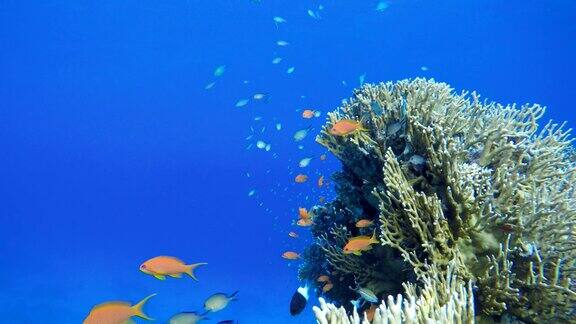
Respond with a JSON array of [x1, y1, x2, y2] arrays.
[[304, 78, 575, 323]]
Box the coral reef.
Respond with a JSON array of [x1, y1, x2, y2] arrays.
[[300, 79, 576, 323], [313, 261, 475, 324]]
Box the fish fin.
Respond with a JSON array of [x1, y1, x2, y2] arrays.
[[353, 250, 362, 256], [132, 293, 156, 320], [123, 320, 136, 324], [169, 273, 183, 278], [185, 262, 208, 281], [153, 274, 166, 280]]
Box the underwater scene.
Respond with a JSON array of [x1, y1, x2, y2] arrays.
[[1, 0, 575, 323]]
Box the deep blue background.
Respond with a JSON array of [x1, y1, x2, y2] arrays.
[[0, 0, 574, 322]]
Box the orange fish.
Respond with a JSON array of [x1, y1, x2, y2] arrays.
[[365, 304, 377, 322], [320, 154, 327, 161], [299, 207, 309, 219], [297, 218, 313, 227], [295, 174, 308, 183], [282, 251, 300, 260], [329, 119, 367, 136], [317, 176, 324, 188], [500, 223, 518, 233], [355, 219, 374, 228], [140, 256, 207, 281], [83, 294, 156, 324], [343, 231, 378, 256], [288, 231, 299, 238], [319, 196, 325, 203], [322, 283, 334, 292], [317, 275, 330, 283], [302, 109, 316, 118]]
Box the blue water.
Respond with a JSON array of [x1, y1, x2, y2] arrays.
[[0, 0, 574, 323]]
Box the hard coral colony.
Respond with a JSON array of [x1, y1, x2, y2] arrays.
[[295, 79, 576, 323]]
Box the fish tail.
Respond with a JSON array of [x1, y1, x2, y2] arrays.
[[370, 230, 378, 244], [228, 290, 240, 301], [358, 116, 369, 131], [200, 310, 211, 317], [185, 262, 208, 281], [132, 293, 156, 320]]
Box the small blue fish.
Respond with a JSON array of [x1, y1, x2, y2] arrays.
[[370, 100, 383, 115], [214, 65, 226, 77], [400, 96, 407, 118], [376, 1, 390, 12]]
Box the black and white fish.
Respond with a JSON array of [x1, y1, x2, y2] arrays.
[[289, 285, 309, 315]]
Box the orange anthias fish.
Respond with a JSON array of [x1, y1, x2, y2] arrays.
[[366, 304, 377, 322], [140, 256, 207, 281], [329, 119, 367, 136], [319, 196, 325, 203], [302, 109, 316, 118], [317, 275, 330, 283], [288, 231, 299, 238], [297, 218, 313, 227], [322, 283, 334, 292], [343, 231, 379, 256], [317, 175, 324, 188], [320, 154, 327, 161], [355, 219, 374, 228], [298, 207, 309, 219], [295, 174, 308, 183], [282, 251, 301, 260], [83, 294, 156, 324]]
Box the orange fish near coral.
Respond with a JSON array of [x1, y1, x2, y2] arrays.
[[140, 256, 207, 281], [288, 231, 299, 238], [355, 219, 374, 228], [299, 207, 309, 219], [83, 294, 156, 324], [322, 283, 334, 292], [317, 275, 330, 283], [317, 176, 324, 188], [343, 231, 379, 256], [319, 196, 325, 203], [329, 119, 367, 136], [282, 251, 300, 260], [295, 174, 308, 183], [302, 109, 316, 118], [365, 304, 377, 322], [297, 218, 313, 227], [320, 154, 327, 161]]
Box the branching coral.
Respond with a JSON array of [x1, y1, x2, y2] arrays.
[[301, 78, 575, 323], [313, 261, 475, 324]]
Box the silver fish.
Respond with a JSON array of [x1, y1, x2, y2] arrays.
[[169, 311, 208, 324], [204, 291, 239, 313], [293, 127, 311, 141]]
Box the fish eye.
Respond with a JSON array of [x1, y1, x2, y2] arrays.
[[141, 264, 146, 269]]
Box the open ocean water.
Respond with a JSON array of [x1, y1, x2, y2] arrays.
[[0, 0, 575, 323]]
